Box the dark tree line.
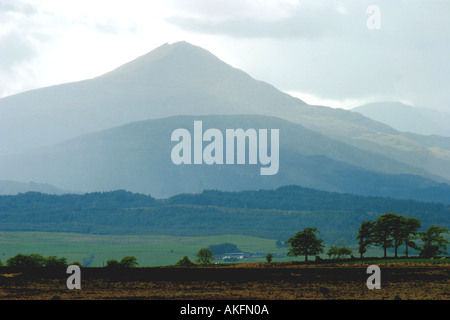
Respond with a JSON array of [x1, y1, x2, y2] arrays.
[[4, 254, 75, 268], [2, 254, 139, 268]]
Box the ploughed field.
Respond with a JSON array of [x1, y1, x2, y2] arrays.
[[0, 262, 448, 300]]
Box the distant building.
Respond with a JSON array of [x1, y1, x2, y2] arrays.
[[222, 252, 253, 260]]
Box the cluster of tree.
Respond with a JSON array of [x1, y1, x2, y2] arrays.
[[175, 256, 195, 266], [326, 246, 352, 260], [105, 256, 138, 268], [275, 240, 288, 248], [4, 254, 82, 268], [195, 248, 214, 265], [285, 213, 449, 261], [176, 248, 216, 266], [208, 243, 241, 255], [357, 213, 449, 258]]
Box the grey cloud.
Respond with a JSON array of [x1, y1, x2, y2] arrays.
[[0, 1, 42, 72], [0, 1, 37, 16], [165, 1, 369, 40], [165, 0, 298, 21], [93, 20, 138, 35], [166, 15, 327, 40], [0, 32, 37, 73], [166, 0, 450, 111], [0, 1, 54, 97]]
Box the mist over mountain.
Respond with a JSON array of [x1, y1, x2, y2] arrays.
[[0, 41, 301, 156], [0, 180, 70, 195], [1, 42, 450, 181], [0, 114, 449, 203], [1, 41, 450, 201], [353, 102, 450, 137]]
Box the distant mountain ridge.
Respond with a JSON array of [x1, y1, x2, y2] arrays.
[[0, 180, 70, 195], [353, 102, 450, 137]]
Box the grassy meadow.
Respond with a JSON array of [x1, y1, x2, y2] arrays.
[[0, 231, 446, 268], [0, 231, 291, 267]]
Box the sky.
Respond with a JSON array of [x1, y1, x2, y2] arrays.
[[0, 0, 449, 111]]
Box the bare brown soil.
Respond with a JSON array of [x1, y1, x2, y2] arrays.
[[0, 263, 448, 300]]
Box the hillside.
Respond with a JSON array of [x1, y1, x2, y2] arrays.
[[0, 115, 449, 202], [0, 180, 70, 195], [353, 102, 450, 137], [0, 187, 448, 243]]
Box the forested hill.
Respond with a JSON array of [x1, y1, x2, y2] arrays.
[[0, 186, 448, 215], [0, 190, 156, 211], [0, 186, 448, 242], [167, 185, 449, 214]]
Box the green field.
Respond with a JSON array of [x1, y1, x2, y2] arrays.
[[0, 231, 291, 267], [2, 231, 446, 267]]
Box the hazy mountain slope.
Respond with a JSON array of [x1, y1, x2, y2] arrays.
[[353, 102, 450, 137], [1, 41, 450, 181], [0, 180, 70, 195], [0, 115, 448, 202], [0, 41, 302, 156]]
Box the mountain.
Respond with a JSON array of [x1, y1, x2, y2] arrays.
[[0, 41, 302, 156], [0, 180, 70, 195], [1, 41, 450, 184], [353, 102, 450, 137], [1, 114, 449, 203], [1, 41, 450, 204]]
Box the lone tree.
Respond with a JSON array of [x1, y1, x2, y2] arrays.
[[327, 246, 352, 260], [105, 259, 121, 268], [69, 261, 83, 267], [120, 256, 138, 268], [327, 246, 338, 260], [105, 256, 138, 268], [389, 213, 409, 258], [357, 221, 375, 259], [419, 226, 449, 258], [45, 256, 68, 268], [176, 256, 194, 266], [402, 218, 421, 257], [287, 227, 325, 262], [196, 248, 214, 265], [266, 253, 273, 263]]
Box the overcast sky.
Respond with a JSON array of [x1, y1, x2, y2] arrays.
[[1, 0, 449, 111]]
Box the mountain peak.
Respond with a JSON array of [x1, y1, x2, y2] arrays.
[[103, 41, 224, 79]]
